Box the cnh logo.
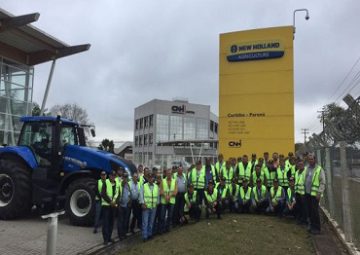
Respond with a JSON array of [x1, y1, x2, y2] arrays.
[[171, 105, 186, 114], [228, 140, 242, 147]]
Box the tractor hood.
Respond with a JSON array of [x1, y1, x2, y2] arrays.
[[63, 145, 136, 175]]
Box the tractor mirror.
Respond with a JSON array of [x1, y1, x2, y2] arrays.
[[90, 128, 96, 137]]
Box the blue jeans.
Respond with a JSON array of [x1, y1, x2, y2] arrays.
[[161, 204, 174, 232], [94, 200, 102, 229], [142, 208, 156, 239]]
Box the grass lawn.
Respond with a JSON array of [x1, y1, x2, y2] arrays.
[[119, 214, 315, 255]]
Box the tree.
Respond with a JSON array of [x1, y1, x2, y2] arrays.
[[31, 102, 49, 116], [50, 103, 89, 124], [98, 139, 114, 153]]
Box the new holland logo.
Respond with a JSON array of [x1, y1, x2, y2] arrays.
[[227, 40, 284, 62], [228, 140, 242, 148]]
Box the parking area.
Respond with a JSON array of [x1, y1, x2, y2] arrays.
[[0, 213, 103, 255]]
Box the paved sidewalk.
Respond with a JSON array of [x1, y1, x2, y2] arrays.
[[0, 214, 103, 255]]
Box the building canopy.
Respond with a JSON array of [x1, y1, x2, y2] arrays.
[[0, 8, 90, 66]]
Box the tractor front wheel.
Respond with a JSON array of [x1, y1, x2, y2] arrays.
[[0, 159, 32, 219], [65, 177, 96, 226]]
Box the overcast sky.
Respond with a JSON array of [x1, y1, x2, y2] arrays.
[[2, 0, 360, 143]]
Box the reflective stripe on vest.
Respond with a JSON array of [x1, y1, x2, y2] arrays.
[[185, 190, 197, 205], [191, 168, 205, 189], [252, 185, 267, 202], [264, 168, 276, 187], [240, 186, 251, 201], [161, 178, 176, 205], [238, 162, 252, 182], [205, 189, 218, 204], [221, 166, 234, 185], [215, 183, 228, 199], [143, 183, 159, 209], [270, 186, 283, 204], [101, 179, 119, 206], [287, 187, 295, 203], [252, 170, 265, 184], [310, 166, 322, 196], [295, 169, 306, 195], [228, 183, 239, 201], [276, 167, 289, 187]]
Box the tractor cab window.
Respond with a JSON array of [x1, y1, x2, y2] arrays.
[[19, 122, 53, 166], [60, 126, 76, 149]]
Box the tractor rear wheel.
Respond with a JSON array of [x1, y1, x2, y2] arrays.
[[0, 159, 32, 219], [65, 177, 96, 226]]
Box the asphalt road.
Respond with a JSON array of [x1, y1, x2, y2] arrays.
[[0, 213, 103, 255]]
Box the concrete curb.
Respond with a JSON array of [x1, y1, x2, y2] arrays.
[[320, 206, 359, 255]]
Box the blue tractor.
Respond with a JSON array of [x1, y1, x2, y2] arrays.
[[0, 116, 135, 225]]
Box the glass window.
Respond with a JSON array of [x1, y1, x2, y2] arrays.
[[139, 135, 143, 146], [60, 126, 76, 148], [215, 123, 218, 134], [149, 115, 153, 127], [196, 119, 208, 139], [135, 119, 139, 130], [170, 116, 182, 141], [135, 136, 138, 147], [149, 133, 153, 145], [184, 117, 196, 140], [18, 122, 53, 166], [156, 114, 169, 142], [210, 120, 214, 132], [139, 118, 143, 129], [144, 116, 148, 128], [144, 134, 148, 145]]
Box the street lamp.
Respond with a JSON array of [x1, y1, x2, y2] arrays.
[[293, 8, 310, 37]]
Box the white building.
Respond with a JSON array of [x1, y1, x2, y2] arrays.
[[133, 99, 218, 169]]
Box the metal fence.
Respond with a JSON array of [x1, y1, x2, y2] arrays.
[[316, 142, 360, 249]]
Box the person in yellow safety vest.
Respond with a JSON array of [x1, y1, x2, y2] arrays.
[[276, 159, 290, 191], [140, 167, 151, 186], [153, 172, 163, 235], [251, 178, 269, 213], [204, 180, 221, 219], [94, 171, 107, 234], [228, 177, 240, 213], [101, 171, 120, 245], [203, 157, 216, 187], [239, 178, 252, 213], [285, 152, 294, 169], [140, 173, 159, 242], [288, 157, 297, 178], [283, 177, 296, 217], [160, 169, 178, 233], [188, 161, 206, 207], [250, 153, 258, 172], [304, 154, 326, 235], [251, 164, 265, 187], [221, 160, 234, 187], [137, 164, 144, 182], [266, 178, 285, 217], [184, 184, 200, 221], [295, 160, 307, 225], [263, 152, 270, 168], [264, 159, 276, 190], [230, 157, 237, 172], [236, 155, 252, 186], [272, 152, 280, 169], [215, 154, 225, 183], [215, 177, 228, 212]]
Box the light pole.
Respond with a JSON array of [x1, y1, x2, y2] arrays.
[[293, 8, 310, 37]]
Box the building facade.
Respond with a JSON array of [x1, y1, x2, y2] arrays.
[[0, 58, 33, 145], [133, 99, 218, 168]]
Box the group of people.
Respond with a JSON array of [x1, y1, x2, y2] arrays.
[[95, 151, 326, 245]]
